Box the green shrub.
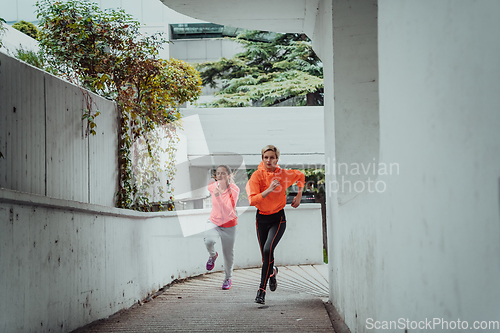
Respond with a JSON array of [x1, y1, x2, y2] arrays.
[[13, 47, 58, 75], [14, 47, 44, 68], [12, 20, 39, 40]]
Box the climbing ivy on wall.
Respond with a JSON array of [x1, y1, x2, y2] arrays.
[[35, 0, 202, 210], [131, 123, 180, 211]]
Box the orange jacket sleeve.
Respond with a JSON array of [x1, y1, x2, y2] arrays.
[[283, 169, 305, 189], [246, 171, 264, 207]]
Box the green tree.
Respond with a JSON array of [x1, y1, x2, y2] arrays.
[[196, 30, 323, 107], [36, 0, 202, 210], [12, 20, 39, 40]]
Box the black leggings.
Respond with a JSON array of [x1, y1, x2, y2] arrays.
[[255, 209, 286, 290]]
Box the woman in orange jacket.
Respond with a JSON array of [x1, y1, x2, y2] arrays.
[[246, 145, 305, 304]]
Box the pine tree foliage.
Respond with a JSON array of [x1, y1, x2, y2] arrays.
[[196, 30, 323, 107]]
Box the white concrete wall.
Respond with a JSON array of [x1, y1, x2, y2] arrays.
[[180, 107, 325, 168], [2, 0, 188, 25], [373, 0, 500, 329], [315, 0, 500, 332], [162, 0, 312, 34], [171, 38, 244, 98], [92, 0, 208, 60], [331, 0, 379, 206], [170, 108, 325, 208], [0, 53, 118, 206], [0, 188, 322, 333], [170, 38, 244, 64], [311, 0, 339, 325], [2, 0, 209, 61], [0, 24, 39, 55], [316, 0, 381, 330]]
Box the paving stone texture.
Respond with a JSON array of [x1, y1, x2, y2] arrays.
[[72, 265, 334, 333]]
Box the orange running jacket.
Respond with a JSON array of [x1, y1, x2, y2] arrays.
[[246, 161, 305, 215]]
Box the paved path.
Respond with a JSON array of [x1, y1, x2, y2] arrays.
[[73, 264, 334, 332]]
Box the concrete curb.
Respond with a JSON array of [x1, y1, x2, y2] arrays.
[[324, 301, 351, 333]]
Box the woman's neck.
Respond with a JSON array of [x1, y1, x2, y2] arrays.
[[218, 181, 228, 191]]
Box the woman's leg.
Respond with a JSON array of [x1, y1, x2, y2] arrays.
[[204, 219, 219, 257], [217, 225, 237, 280], [256, 216, 286, 290]]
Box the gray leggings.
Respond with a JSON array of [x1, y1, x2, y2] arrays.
[[204, 219, 237, 280]]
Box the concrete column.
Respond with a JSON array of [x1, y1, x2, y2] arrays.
[[312, 0, 379, 326], [332, 0, 379, 205]]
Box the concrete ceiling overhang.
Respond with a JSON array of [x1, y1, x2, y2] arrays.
[[161, 0, 318, 36]]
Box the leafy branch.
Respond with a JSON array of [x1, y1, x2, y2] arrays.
[[82, 109, 100, 136]]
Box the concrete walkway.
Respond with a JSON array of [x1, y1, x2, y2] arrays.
[[72, 264, 334, 332]]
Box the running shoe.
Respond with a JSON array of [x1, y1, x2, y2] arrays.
[[222, 279, 232, 290], [255, 288, 266, 304], [269, 266, 278, 292], [206, 252, 218, 271]]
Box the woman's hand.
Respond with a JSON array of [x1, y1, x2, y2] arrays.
[[213, 184, 222, 197], [291, 188, 303, 208], [262, 179, 280, 198], [268, 179, 280, 192]]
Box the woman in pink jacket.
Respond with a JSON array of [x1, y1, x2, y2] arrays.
[[204, 165, 240, 290]]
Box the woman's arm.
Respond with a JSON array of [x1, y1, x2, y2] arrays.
[[215, 185, 239, 219], [246, 173, 280, 206], [207, 178, 217, 194], [289, 169, 305, 208], [262, 179, 280, 198], [291, 186, 303, 208]]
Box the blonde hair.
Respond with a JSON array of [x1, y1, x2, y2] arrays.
[[261, 145, 280, 159]]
